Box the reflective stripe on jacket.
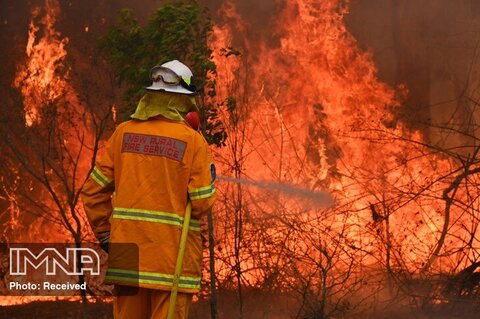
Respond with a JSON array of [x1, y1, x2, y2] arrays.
[[81, 117, 216, 293]]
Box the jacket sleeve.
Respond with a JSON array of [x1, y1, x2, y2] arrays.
[[81, 130, 117, 239], [188, 133, 216, 219]]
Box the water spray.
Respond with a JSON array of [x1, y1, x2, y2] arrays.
[[216, 176, 335, 207]]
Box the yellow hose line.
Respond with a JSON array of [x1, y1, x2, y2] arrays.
[[167, 201, 192, 319]]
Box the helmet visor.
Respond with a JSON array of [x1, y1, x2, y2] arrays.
[[150, 66, 181, 84]]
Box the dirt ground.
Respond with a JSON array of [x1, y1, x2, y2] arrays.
[[1, 299, 480, 319], [0, 300, 218, 319], [0, 301, 112, 319], [0, 290, 293, 319]]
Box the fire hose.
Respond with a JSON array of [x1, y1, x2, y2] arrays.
[[167, 201, 192, 319]]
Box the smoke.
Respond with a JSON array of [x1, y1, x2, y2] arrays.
[[201, 0, 285, 48], [346, 0, 480, 148], [217, 176, 335, 207]]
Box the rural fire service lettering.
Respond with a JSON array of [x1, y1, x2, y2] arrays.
[[122, 133, 186, 161]]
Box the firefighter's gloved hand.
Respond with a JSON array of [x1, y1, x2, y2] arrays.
[[99, 235, 110, 253]]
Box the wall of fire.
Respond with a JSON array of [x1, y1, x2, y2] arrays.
[[2, 0, 480, 314]]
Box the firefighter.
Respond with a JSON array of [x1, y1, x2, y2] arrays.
[[81, 60, 216, 319]]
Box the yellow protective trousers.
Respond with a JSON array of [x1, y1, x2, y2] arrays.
[[114, 286, 192, 319]]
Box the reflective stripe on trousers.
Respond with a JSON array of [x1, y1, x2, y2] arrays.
[[107, 268, 201, 290]]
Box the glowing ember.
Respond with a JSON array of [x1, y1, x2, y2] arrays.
[[111, 104, 117, 123]]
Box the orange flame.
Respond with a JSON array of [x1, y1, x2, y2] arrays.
[[4, 0, 479, 309], [14, 0, 69, 127], [210, 0, 471, 286], [12, 0, 96, 226]]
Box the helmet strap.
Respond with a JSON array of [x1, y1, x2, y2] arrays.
[[179, 78, 197, 93]]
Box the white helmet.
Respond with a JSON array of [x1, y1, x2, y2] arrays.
[[146, 60, 196, 95]]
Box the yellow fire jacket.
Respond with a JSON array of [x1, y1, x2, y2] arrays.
[[81, 117, 216, 293]]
